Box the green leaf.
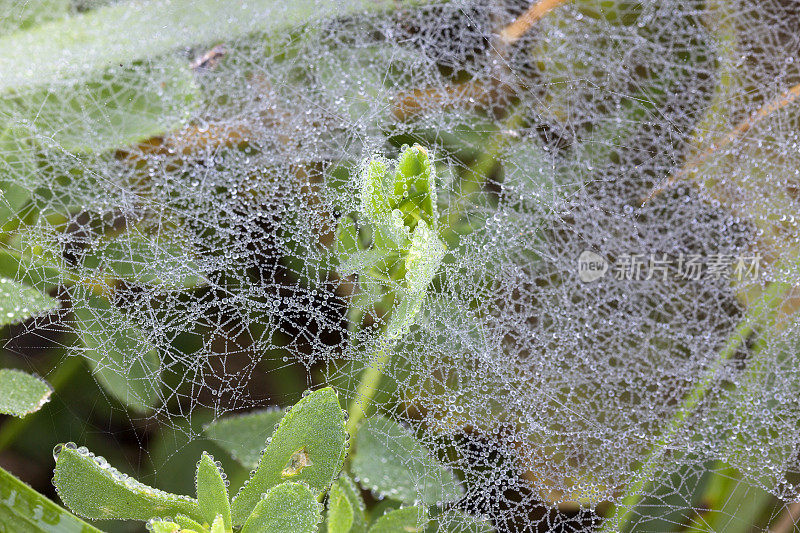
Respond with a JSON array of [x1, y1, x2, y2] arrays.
[[175, 514, 207, 531], [351, 415, 462, 506], [240, 481, 321, 533], [360, 158, 393, 226], [0, 0, 432, 94], [147, 519, 183, 533], [385, 224, 445, 339], [0, 368, 52, 417], [80, 234, 204, 289], [394, 145, 437, 224], [196, 452, 232, 530], [0, 276, 59, 326], [0, 0, 69, 35], [73, 294, 161, 413], [358, 145, 439, 241], [2, 57, 198, 154], [327, 474, 367, 533], [0, 464, 103, 533], [210, 514, 226, 533], [0, 249, 63, 292], [327, 485, 353, 533], [0, 127, 34, 231], [368, 506, 428, 533], [0, 180, 31, 232], [203, 408, 285, 469], [334, 215, 362, 274], [231, 388, 348, 525], [52, 443, 202, 521], [403, 224, 445, 296]]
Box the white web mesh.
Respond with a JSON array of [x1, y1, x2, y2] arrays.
[[2, 0, 800, 531]]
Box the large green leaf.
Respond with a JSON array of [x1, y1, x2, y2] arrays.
[[0, 249, 63, 291], [73, 294, 161, 413], [240, 481, 321, 533], [368, 506, 428, 533], [0, 464, 102, 533], [196, 452, 232, 530], [203, 408, 285, 469], [0, 0, 69, 35], [327, 474, 367, 533], [231, 388, 347, 525], [351, 415, 462, 506], [0, 276, 59, 326], [0, 368, 52, 417], [52, 443, 202, 521], [2, 57, 199, 154], [80, 234, 204, 289], [0, 126, 35, 232], [0, 0, 434, 94]]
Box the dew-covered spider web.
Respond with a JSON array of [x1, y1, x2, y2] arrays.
[[2, 0, 800, 531]]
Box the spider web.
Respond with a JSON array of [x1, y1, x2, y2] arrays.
[[2, 0, 800, 531]]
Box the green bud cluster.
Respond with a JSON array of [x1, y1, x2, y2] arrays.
[[335, 144, 446, 339]]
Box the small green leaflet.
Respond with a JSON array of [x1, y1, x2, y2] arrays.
[[351, 415, 462, 506], [240, 482, 321, 533], [0, 368, 52, 417], [367, 506, 427, 533], [0, 276, 59, 326], [327, 474, 367, 533], [52, 443, 202, 521], [147, 519, 182, 533], [231, 388, 347, 525], [203, 408, 286, 469], [73, 293, 161, 413], [196, 452, 232, 530]]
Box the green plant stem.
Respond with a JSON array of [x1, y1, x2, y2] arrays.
[[0, 347, 82, 452], [346, 346, 391, 437], [345, 116, 523, 442], [440, 111, 525, 236], [603, 281, 790, 532]]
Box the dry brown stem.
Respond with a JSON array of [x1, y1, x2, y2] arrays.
[[645, 82, 800, 203]]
